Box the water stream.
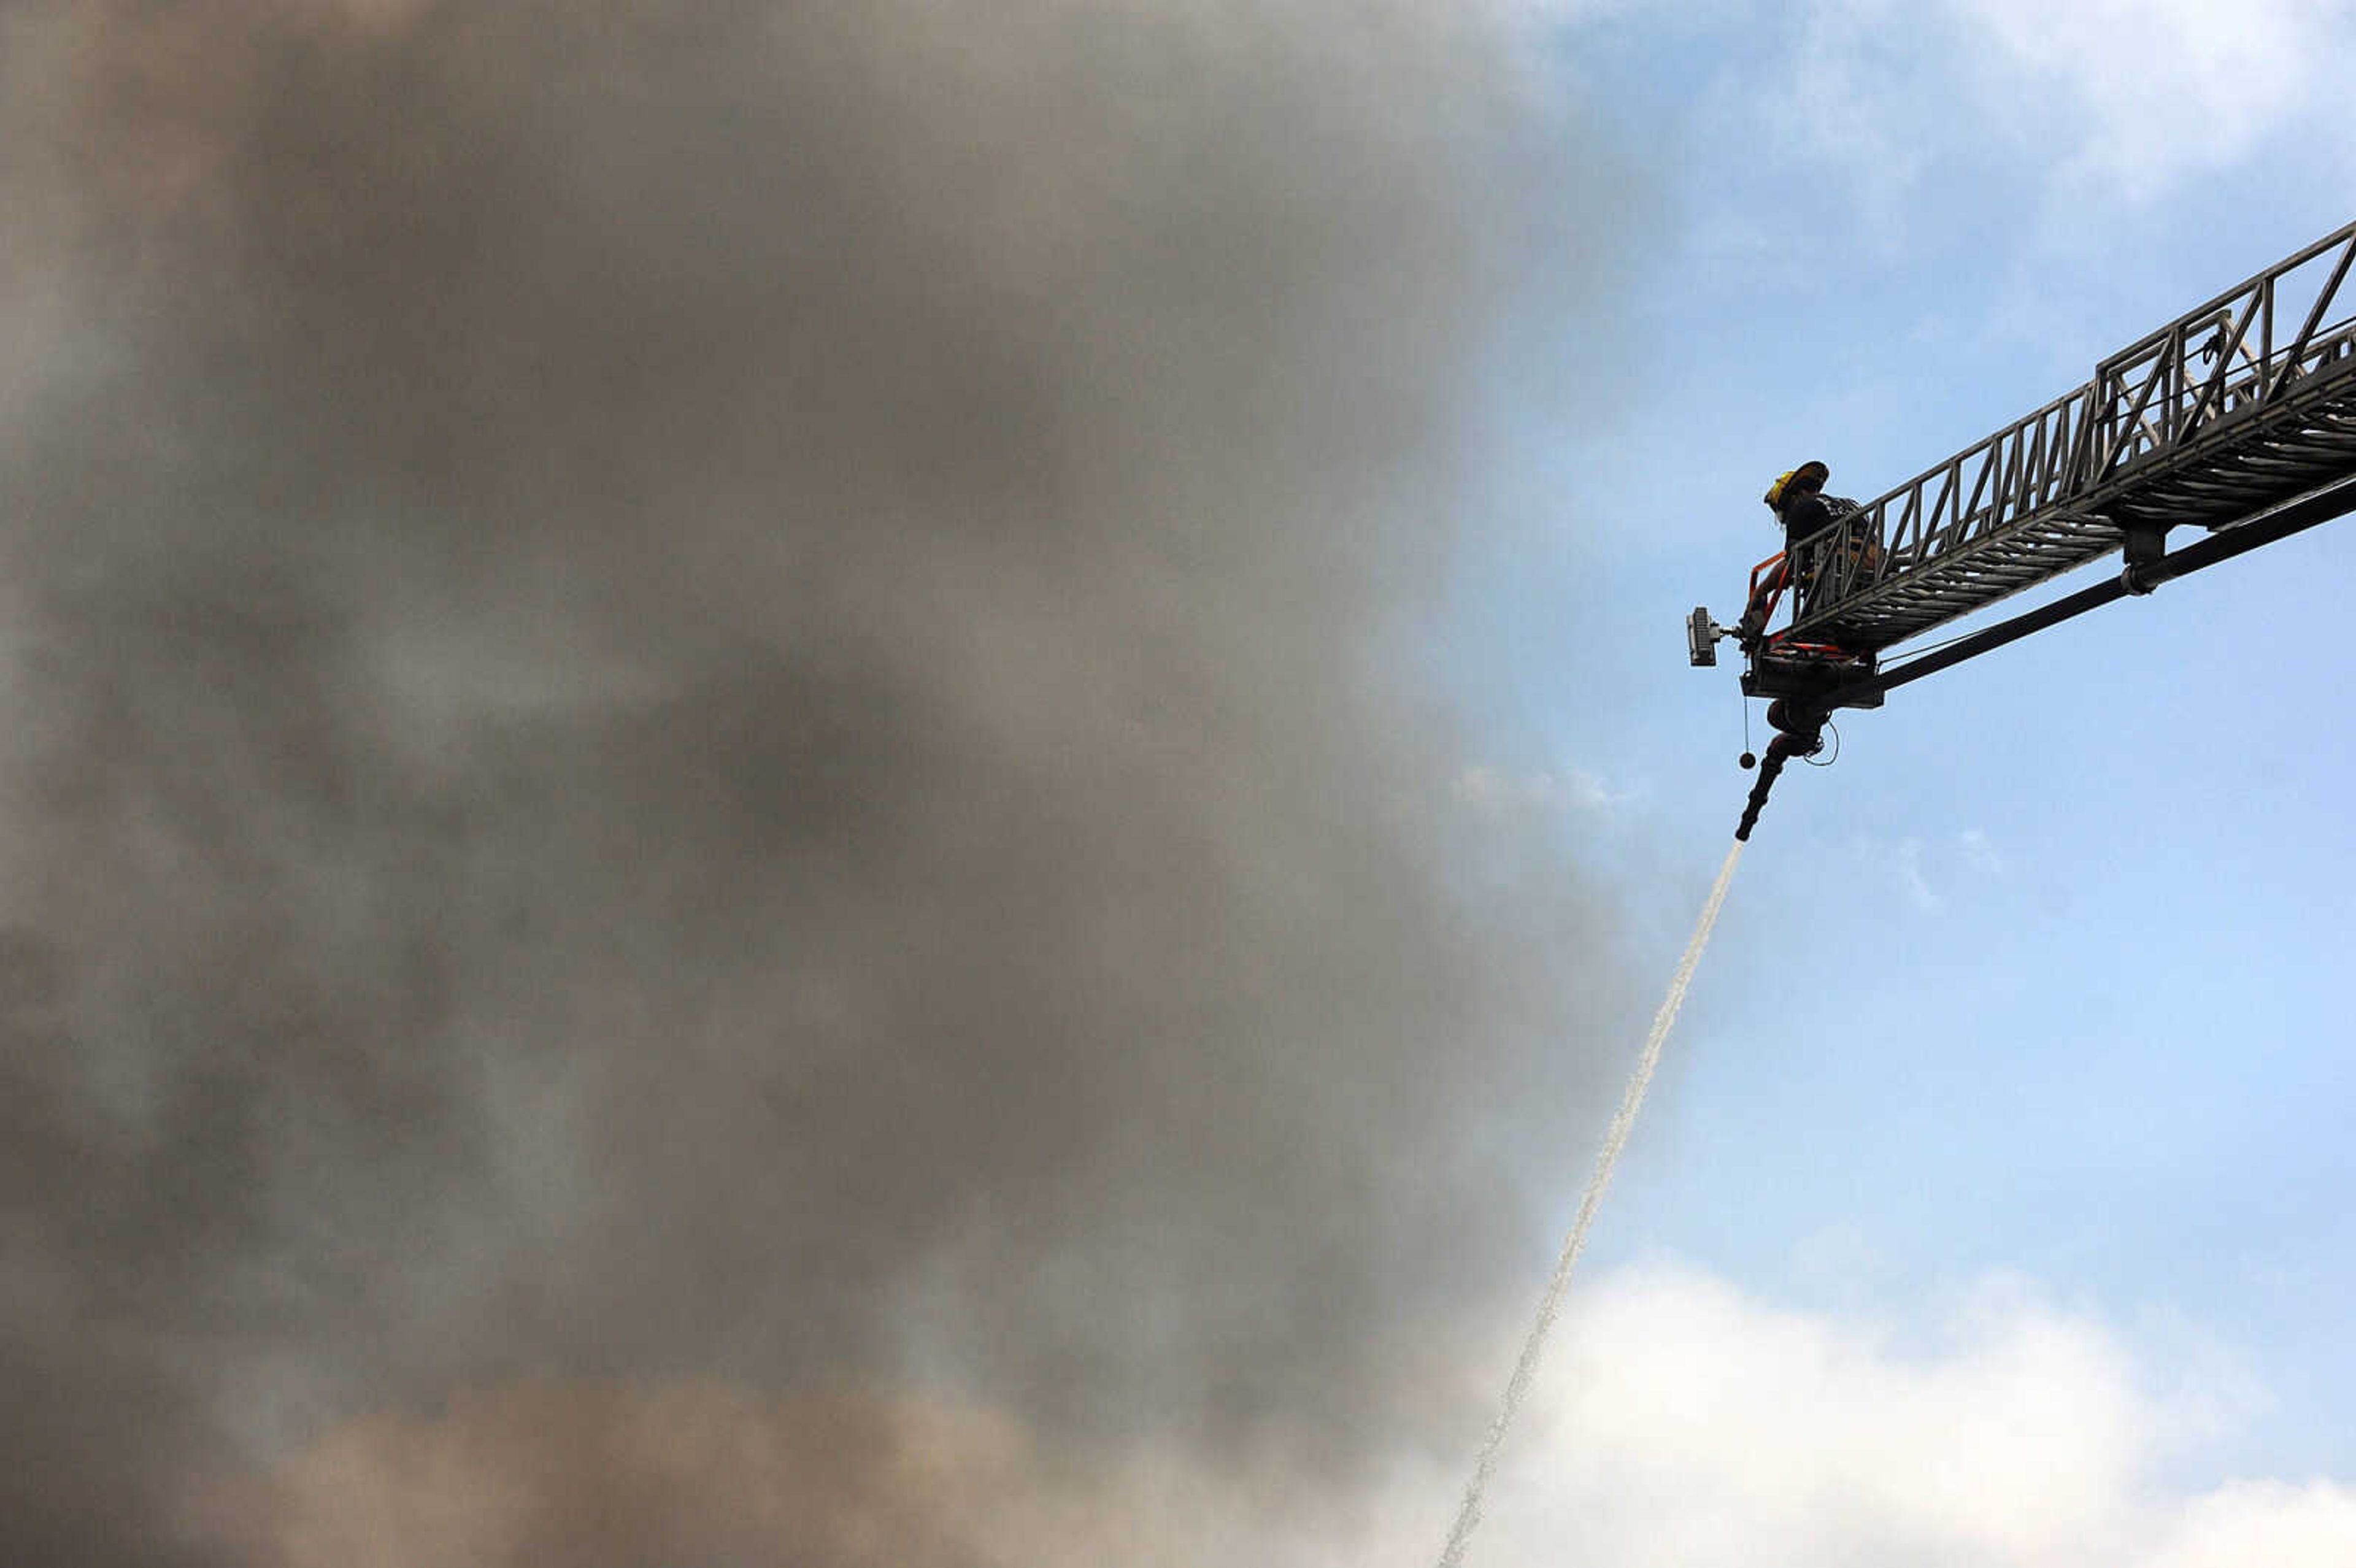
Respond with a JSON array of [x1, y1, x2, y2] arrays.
[[1435, 839, 1746, 1568]]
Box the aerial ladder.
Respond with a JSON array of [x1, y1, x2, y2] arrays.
[[1691, 217, 2356, 841]]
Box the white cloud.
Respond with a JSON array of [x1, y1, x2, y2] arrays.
[[1498, 1264, 2144, 1564], [1894, 834, 1939, 912], [1845, 829, 2009, 913], [1943, 0, 2349, 199], [1767, 0, 2356, 208], [1454, 763, 1638, 815], [1773, 0, 1949, 212], [1847, 832, 1943, 912], [1400, 1259, 2356, 1568], [2144, 1480, 2356, 1568]]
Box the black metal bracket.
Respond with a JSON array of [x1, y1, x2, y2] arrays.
[[2120, 521, 2173, 594], [1740, 648, 1884, 710]]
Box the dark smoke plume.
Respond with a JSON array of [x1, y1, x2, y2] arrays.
[[0, 2, 1627, 1561]]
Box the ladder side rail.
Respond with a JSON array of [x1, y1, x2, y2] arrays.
[[2077, 233, 2352, 477], [2017, 414, 2044, 517], [2063, 378, 2104, 491], [1920, 455, 1962, 568], [1979, 429, 2017, 551], [2031, 400, 2064, 504], [1785, 380, 2100, 625], [2098, 339, 2169, 477], [2060, 391, 2098, 496], [2173, 318, 2195, 442], [1894, 482, 1923, 569], [1814, 366, 2356, 645], [1954, 434, 2000, 547], [2031, 397, 2076, 507], [2104, 332, 2356, 498], [2265, 229, 2356, 403], [2161, 321, 2182, 448], [2098, 219, 2356, 386], [1779, 220, 2356, 644], [2085, 221, 2355, 437], [2262, 271, 2274, 394], [1778, 416, 2356, 653], [2013, 412, 2045, 520], [2184, 293, 2263, 434], [1794, 407, 2356, 652]]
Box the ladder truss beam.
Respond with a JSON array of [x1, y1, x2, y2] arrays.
[[1780, 220, 2356, 651]]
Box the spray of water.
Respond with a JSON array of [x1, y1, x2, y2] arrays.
[[1434, 838, 1747, 1568]]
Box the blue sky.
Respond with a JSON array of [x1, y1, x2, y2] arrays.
[[1411, 0, 2356, 1556]]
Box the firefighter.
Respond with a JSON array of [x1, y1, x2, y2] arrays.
[[1736, 461, 1866, 646]]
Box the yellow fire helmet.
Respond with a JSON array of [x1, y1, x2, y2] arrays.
[[1763, 460, 1830, 509]]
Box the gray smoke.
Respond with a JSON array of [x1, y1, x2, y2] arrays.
[[0, 2, 1628, 1562]]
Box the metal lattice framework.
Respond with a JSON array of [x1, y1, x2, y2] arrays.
[[1784, 219, 2356, 650]]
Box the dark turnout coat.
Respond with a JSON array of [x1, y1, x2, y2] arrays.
[[1776, 489, 1860, 550], [1773, 489, 1871, 621]]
